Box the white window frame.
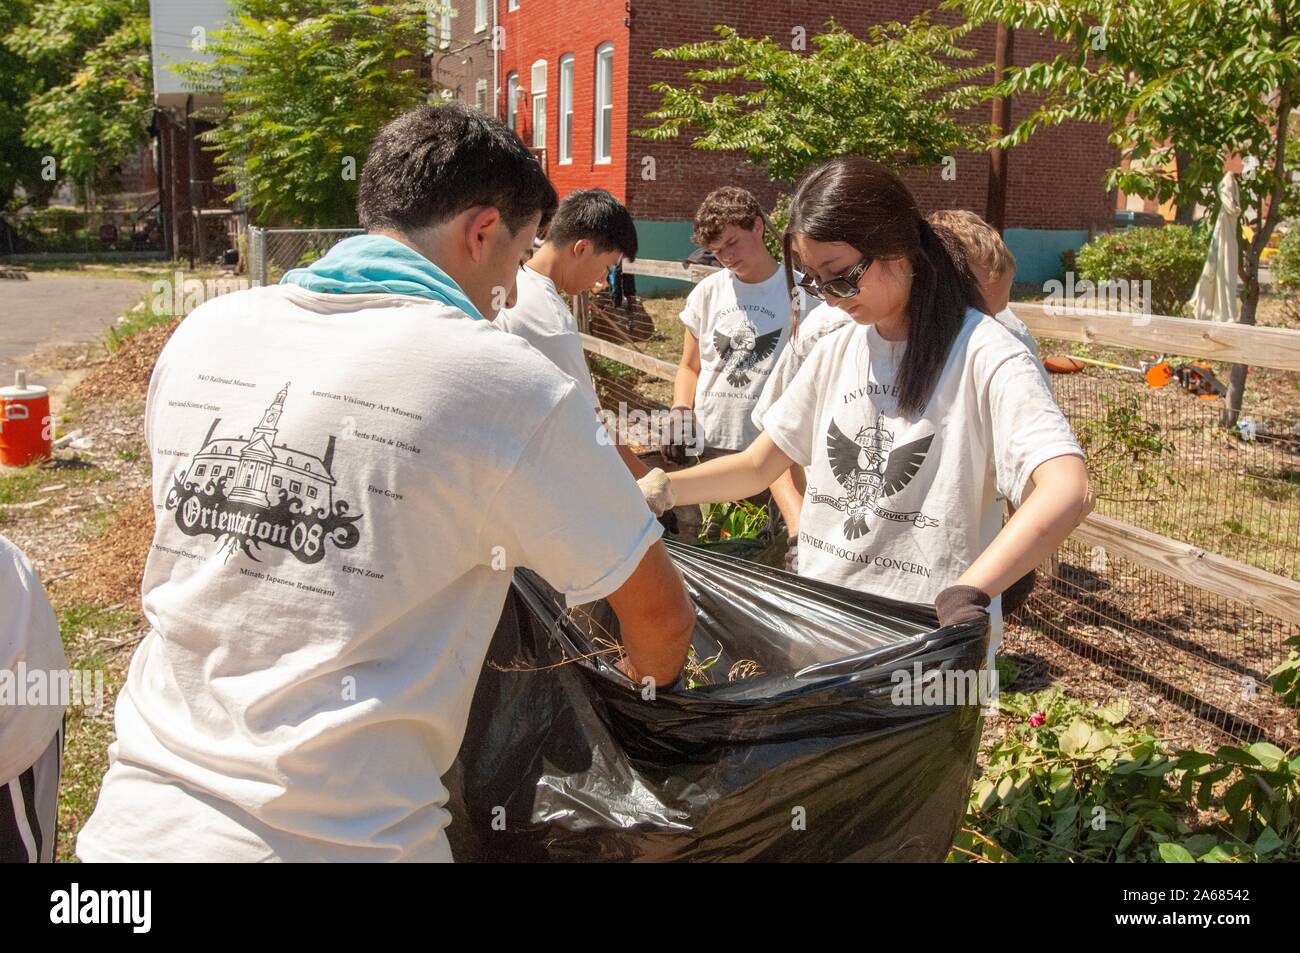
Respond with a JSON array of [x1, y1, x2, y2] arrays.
[[558, 54, 574, 164], [475, 0, 488, 32], [439, 9, 452, 49], [508, 0, 519, 9], [506, 72, 519, 132], [531, 60, 547, 150], [594, 43, 614, 164]]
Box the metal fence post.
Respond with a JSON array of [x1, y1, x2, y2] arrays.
[[248, 225, 267, 286]]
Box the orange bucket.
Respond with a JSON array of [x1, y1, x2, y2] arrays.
[[0, 370, 52, 467]]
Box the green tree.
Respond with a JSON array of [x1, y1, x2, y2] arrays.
[[955, 0, 1300, 427], [635, 17, 992, 183], [4, 0, 152, 195], [0, 0, 46, 210], [178, 1, 450, 227]]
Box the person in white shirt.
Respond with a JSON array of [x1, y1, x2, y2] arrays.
[[76, 105, 694, 863], [660, 187, 808, 541], [0, 534, 65, 863], [926, 209, 1051, 615], [751, 301, 853, 568], [926, 209, 1042, 366], [496, 188, 648, 477], [666, 187, 802, 460], [639, 157, 1091, 661]]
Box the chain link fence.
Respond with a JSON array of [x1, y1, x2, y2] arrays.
[[247, 226, 363, 286]]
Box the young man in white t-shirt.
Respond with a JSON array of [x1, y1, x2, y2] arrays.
[[661, 188, 806, 539], [495, 188, 648, 477], [75, 105, 695, 863], [0, 534, 66, 863]]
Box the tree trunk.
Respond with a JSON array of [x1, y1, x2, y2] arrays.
[[1173, 148, 1195, 225], [1219, 271, 1259, 429], [1219, 83, 1291, 429]]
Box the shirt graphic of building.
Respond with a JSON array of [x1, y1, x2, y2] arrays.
[[185, 383, 337, 512]]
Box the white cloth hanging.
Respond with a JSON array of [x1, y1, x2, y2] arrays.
[[1190, 172, 1240, 322]]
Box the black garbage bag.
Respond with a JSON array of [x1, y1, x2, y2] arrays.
[[444, 539, 989, 862]]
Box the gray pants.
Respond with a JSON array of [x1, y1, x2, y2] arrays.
[[1, 723, 62, 862]]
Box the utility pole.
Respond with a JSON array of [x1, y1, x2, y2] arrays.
[[985, 24, 1015, 234]]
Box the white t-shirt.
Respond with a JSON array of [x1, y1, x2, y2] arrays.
[[494, 265, 600, 411], [0, 535, 67, 783], [680, 266, 804, 451], [752, 301, 854, 431], [763, 308, 1082, 655], [994, 306, 1043, 367], [76, 284, 661, 863]]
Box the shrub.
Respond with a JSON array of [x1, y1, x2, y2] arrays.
[[1074, 225, 1208, 317], [1274, 228, 1300, 322]]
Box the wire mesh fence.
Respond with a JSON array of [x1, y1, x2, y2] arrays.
[[247, 226, 363, 286], [1012, 341, 1300, 748]]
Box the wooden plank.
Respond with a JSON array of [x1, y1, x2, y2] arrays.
[[1070, 513, 1300, 626], [622, 259, 721, 283], [580, 333, 677, 381], [1016, 302, 1300, 371], [621, 258, 1300, 371]]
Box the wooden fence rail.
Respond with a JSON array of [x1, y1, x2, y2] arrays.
[[621, 258, 1300, 372]]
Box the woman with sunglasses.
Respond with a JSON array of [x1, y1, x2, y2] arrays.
[[638, 157, 1091, 649]]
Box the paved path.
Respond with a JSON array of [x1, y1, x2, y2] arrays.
[[0, 272, 146, 390]]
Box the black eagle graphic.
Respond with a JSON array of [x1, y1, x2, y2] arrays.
[[713, 324, 782, 388], [824, 418, 934, 539]]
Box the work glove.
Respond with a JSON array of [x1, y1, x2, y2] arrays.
[[783, 535, 799, 573], [637, 467, 677, 517], [934, 584, 991, 628], [661, 406, 698, 466]]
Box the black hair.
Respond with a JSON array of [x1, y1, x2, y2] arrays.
[[782, 157, 987, 417], [358, 104, 558, 235], [543, 188, 638, 260]]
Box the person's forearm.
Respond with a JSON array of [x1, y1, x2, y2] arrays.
[[768, 465, 804, 536], [956, 455, 1091, 597], [606, 541, 695, 686], [668, 433, 792, 506], [672, 365, 698, 410], [615, 440, 650, 478]]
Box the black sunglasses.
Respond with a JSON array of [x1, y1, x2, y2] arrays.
[[795, 257, 873, 300]]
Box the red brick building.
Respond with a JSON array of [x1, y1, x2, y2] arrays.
[[483, 0, 1120, 284]]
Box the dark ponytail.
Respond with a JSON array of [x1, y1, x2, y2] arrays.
[[784, 158, 986, 417]]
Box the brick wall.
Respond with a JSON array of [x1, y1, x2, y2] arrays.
[[624, 0, 1119, 230], [435, 2, 496, 112], [497, 0, 631, 199]]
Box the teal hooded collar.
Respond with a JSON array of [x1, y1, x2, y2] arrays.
[[280, 233, 484, 320]]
